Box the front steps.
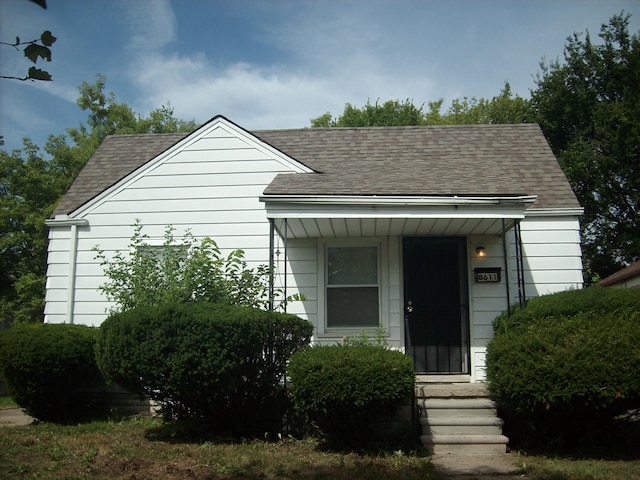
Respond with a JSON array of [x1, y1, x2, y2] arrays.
[[416, 379, 509, 455]]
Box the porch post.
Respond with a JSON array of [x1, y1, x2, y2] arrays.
[[283, 218, 288, 313], [269, 218, 275, 311], [501, 219, 511, 316]]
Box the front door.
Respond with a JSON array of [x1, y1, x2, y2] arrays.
[[403, 237, 469, 374]]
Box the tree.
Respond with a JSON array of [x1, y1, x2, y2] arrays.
[[94, 223, 274, 314], [311, 99, 426, 127], [310, 83, 530, 128], [530, 13, 640, 278], [424, 83, 531, 125], [0, 76, 198, 325]]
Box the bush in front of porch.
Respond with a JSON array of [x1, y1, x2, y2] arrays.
[[486, 287, 640, 454], [287, 344, 415, 449]]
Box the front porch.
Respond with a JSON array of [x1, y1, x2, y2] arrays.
[[262, 198, 534, 381]]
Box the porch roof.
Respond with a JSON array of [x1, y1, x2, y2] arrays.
[[263, 195, 537, 238]]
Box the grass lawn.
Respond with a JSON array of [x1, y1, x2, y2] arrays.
[[0, 394, 18, 410], [1, 414, 639, 480], [0, 415, 442, 480]]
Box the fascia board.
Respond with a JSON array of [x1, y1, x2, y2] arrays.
[[260, 194, 537, 206], [263, 202, 528, 220], [525, 207, 585, 217], [261, 194, 535, 219]]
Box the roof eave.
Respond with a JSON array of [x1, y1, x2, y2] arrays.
[[259, 194, 538, 207]]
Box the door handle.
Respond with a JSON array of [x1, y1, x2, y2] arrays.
[[406, 301, 414, 313]]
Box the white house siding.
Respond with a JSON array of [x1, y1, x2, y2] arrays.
[[514, 215, 584, 297], [44, 122, 309, 326], [466, 214, 583, 380]]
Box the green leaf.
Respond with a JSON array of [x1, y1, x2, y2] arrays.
[[28, 67, 52, 81], [23, 44, 52, 63], [40, 31, 57, 47], [15, 36, 20, 45]]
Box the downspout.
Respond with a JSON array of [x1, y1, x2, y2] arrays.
[[67, 223, 80, 324], [501, 219, 511, 316]]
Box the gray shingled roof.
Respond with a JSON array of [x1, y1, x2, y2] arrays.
[[52, 123, 580, 217]]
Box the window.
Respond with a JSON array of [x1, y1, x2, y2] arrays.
[[326, 246, 379, 328]]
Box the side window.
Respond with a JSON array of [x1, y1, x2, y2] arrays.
[[326, 246, 379, 328]]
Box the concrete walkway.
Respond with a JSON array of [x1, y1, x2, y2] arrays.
[[0, 408, 33, 426], [432, 453, 530, 478]]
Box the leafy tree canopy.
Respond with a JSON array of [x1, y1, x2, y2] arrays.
[[0, 75, 198, 325], [530, 13, 640, 278], [310, 82, 531, 127]]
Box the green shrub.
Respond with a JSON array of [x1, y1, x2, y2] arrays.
[[94, 223, 277, 314], [493, 286, 640, 334], [95, 302, 312, 436], [0, 323, 107, 423], [287, 345, 415, 447], [487, 288, 640, 450]]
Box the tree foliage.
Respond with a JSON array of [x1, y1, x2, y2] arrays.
[[530, 13, 640, 277], [311, 99, 426, 127], [0, 76, 198, 326], [310, 83, 531, 127], [1, 0, 52, 82], [94, 222, 275, 314]]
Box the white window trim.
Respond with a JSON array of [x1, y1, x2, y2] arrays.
[[317, 237, 389, 339]]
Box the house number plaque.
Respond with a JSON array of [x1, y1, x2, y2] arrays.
[[474, 267, 501, 283]]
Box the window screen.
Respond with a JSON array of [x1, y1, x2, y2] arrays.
[[326, 246, 379, 327]]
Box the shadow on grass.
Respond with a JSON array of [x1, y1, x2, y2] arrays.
[[143, 417, 428, 456], [503, 411, 640, 460]]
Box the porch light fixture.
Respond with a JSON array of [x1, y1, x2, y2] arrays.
[[476, 246, 486, 257]]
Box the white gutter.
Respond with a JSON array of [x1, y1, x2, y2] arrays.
[[44, 216, 89, 324], [525, 207, 584, 217], [260, 194, 538, 207]]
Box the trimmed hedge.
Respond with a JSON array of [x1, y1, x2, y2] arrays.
[[493, 286, 640, 334], [486, 287, 640, 449], [287, 345, 415, 447], [95, 303, 313, 436], [0, 323, 107, 423]]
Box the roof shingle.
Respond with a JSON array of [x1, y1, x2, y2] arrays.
[[52, 123, 580, 217]]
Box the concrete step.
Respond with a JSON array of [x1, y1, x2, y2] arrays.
[[415, 381, 487, 398], [418, 398, 498, 418], [421, 433, 509, 455], [419, 398, 497, 409], [422, 416, 504, 435], [416, 384, 508, 455]]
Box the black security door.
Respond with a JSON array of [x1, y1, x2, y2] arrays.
[[403, 237, 469, 374]]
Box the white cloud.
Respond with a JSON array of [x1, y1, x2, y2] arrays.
[[122, 0, 177, 50]]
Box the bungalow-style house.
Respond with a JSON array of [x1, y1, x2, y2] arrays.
[[600, 260, 640, 289], [45, 115, 584, 383]]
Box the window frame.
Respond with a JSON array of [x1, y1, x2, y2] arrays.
[[317, 237, 388, 338]]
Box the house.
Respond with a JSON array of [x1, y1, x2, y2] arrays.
[[45, 115, 583, 382], [600, 260, 640, 288]]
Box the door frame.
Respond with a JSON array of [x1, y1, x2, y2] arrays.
[[402, 236, 470, 375]]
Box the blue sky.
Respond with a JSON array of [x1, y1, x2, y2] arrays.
[[1, 0, 638, 154]]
